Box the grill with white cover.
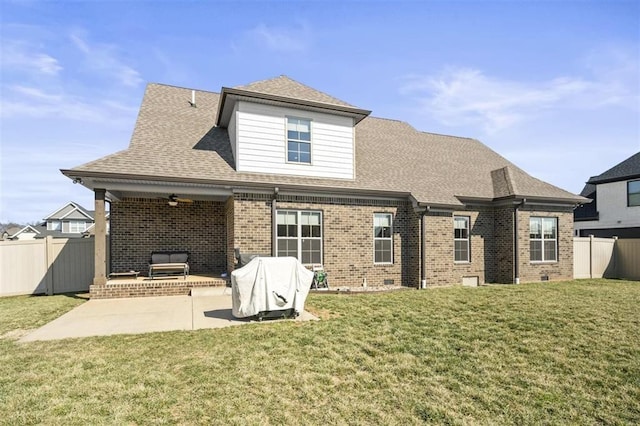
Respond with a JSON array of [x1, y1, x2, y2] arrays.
[[231, 257, 314, 320]]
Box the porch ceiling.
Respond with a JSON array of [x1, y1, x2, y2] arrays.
[[77, 176, 234, 202]]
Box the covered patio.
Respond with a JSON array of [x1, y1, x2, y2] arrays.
[[86, 182, 236, 299]]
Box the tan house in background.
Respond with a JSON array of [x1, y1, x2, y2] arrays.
[[62, 76, 585, 298]]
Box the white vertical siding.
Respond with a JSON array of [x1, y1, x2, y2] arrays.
[[228, 102, 238, 165], [234, 101, 354, 179]]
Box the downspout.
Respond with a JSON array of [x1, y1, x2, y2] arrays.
[[513, 198, 526, 284], [420, 206, 429, 289], [271, 187, 279, 256], [106, 199, 112, 276]]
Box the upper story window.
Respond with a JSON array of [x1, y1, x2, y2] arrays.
[[68, 220, 87, 233], [276, 210, 322, 264], [530, 217, 557, 262], [47, 220, 61, 231], [628, 180, 640, 207], [374, 213, 393, 264], [287, 117, 311, 164], [454, 216, 470, 262]]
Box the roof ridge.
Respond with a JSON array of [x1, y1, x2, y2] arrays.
[[234, 75, 355, 107], [419, 130, 476, 140], [149, 82, 219, 94]]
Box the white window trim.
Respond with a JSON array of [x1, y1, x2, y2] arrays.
[[454, 215, 470, 263], [285, 116, 312, 165], [530, 217, 558, 263], [276, 209, 323, 265], [373, 213, 393, 265]]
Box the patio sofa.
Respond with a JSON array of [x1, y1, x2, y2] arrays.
[[149, 251, 189, 279]]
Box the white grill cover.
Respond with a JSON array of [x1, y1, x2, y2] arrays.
[[231, 257, 314, 319]]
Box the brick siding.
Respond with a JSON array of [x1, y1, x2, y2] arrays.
[[517, 207, 574, 282], [110, 198, 226, 275], [231, 194, 418, 287], [105, 195, 575, 296], [494, 207, 515, 283]]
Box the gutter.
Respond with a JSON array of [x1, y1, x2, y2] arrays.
[[216, 88, 372, 127]]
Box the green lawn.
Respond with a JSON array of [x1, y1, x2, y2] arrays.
[[1, 280, 639, 424]]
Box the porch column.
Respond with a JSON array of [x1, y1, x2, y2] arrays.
[[93, 188, 107, 285]]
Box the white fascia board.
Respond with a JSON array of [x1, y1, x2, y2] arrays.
[[42, 202, 75, 221], [91, 179, 234, 198]]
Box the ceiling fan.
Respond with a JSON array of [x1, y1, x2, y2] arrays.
[[166, 194, 193, 206]]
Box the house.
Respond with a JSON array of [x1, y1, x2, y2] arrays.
[[6, 225, 40, 240], [61, 76, 585, 298], [1, 202, 109, 241], [38, 202, 96, 237], [574, 152, 640, 238]]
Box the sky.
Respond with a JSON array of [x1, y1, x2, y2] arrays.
[[1, 0, 639, 224]]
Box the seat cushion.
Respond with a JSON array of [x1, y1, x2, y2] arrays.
[[151, 253, 171, 264], [170, 253, 188, 263]]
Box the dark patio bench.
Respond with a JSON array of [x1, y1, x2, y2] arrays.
[[149, 251, 190, 279]]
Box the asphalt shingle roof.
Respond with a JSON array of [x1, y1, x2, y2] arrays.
[[234, 75, 356, 108], [69, 80, 583, 206], [587, 152, 640, 184]]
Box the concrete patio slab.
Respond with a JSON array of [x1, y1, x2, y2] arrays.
[[20, 293, 318, 342]]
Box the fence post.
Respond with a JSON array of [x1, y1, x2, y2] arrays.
[[613, 236, 618, 278], [45, 236, 55, 295], [589, 235, 594, 279]]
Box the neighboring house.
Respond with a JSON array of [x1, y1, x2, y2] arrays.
[[8, 225, 41, 240], [62, 76, 585, 298], [31, 202, 109, 239], [574, 152, 640, 238], [41, 202, 95, 235]]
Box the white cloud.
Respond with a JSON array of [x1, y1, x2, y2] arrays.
[[1, 84, 138, 124], [69, 31, 143, 87], [401, 48, 639, 134], [239, 23, 311, 53], [0, 40, 62, 75]]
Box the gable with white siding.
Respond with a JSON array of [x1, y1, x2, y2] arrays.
[[232, 101, 355, 180]]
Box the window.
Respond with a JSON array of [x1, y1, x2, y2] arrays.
[[454, 216, 470, 262], [374, 213, 393, 264], [287, 117, 311, 164], [276, 210, 322, 264], [628, 180, 640, 207], [47, 220, 61, 231], [68, 221, 87, 233], [530, 217, 557, 262]]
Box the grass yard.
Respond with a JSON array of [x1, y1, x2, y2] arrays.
[[0, 280, 639, 424]]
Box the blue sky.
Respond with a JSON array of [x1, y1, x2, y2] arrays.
[[1, 0, 639, 223]]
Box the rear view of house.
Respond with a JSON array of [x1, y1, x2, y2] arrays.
[[62, 76, 584, 298]]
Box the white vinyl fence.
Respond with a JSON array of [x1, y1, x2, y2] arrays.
[[0, 236, 105, 297], [574, 237, 640, 280]]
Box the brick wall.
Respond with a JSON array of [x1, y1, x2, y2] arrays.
[[517, 207, 574, 282], [231, 194, 417, 287], [225, 197, 235, 273], [423, 209, 495, 286], [493, 207, 515, 283], [110, 198, 226, 275], [110, 195, 575, 289]]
